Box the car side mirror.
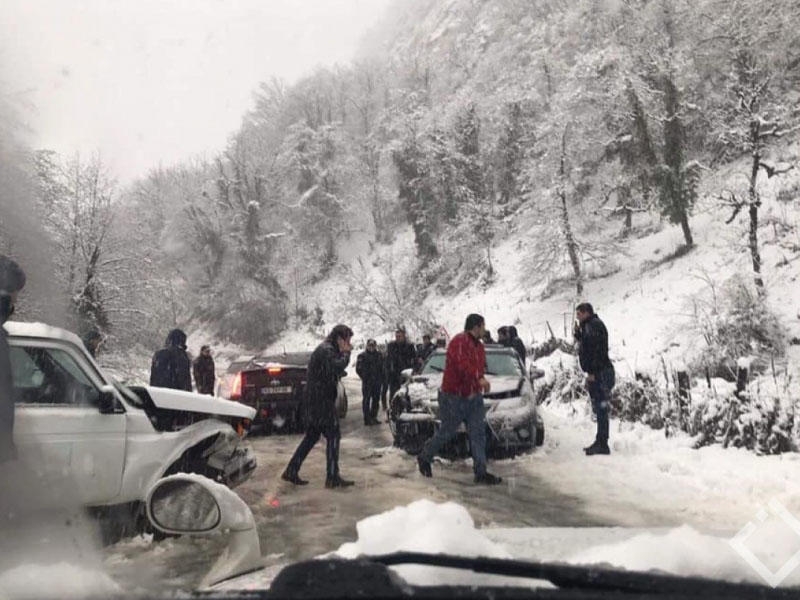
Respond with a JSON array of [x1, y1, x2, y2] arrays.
[[400, 368, 413, 381], [98, 385, 118, 414], [146, 474, 262, 588]]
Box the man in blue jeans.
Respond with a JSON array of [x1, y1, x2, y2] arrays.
[[417, 313, 502, 485], [574, 302, 615, 455]]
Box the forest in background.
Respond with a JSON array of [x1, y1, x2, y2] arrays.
[[1, 0, 798, 354]]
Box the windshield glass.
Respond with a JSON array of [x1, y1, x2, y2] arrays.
[[2, 0, 799, 596], [421, 354, 446, 374], [423, 352, 522, 377]]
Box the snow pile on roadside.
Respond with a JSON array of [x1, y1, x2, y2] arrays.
[[567, 524, 800, 587], [0, 563, 121, 599], [522, 403, 800, 532], [333, 500, 548, 588]]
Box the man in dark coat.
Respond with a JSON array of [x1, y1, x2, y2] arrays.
[[0, 256, 26, 463], [508, 326, 527, 363], [415, 334, 436, 370], [385, 327, 417, 402], [356, 339, 384, 425], [193, 345, 216, 395], [82, 329, 103, 359], [282, 324, 354, 488], [150, 328, 192, 392], [573, 303, 615, 456]]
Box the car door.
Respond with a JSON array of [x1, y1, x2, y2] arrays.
[[10, 339, 126, 505]]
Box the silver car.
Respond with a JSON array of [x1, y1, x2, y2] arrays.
[[388, 345, 545, 456]]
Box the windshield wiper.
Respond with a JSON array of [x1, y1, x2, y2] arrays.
[[366, 552, 795, 598], [484, 370, 499, 376], [426, 365, 444, 372]]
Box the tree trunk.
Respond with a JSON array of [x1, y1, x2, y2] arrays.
[[679, 211, 694, 247], [558, 126, 583, 297], [748, 124, 765, 296]]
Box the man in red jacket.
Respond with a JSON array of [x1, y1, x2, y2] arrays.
[[417, 313, 502, 485]]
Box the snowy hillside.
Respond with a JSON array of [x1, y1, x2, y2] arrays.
[[273, 146, 800, 373]]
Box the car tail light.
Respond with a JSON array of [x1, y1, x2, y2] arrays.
[[267, 366, 282, 375], [230, 372, 243, 401]]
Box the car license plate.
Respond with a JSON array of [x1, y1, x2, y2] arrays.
[[262, 386, 292, 394]]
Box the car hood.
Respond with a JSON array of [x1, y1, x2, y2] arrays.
[[407, 374, 523, 401], [145, 386, 256, 420]]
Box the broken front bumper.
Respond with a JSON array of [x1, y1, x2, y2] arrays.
[[206, 438, 257, 488]]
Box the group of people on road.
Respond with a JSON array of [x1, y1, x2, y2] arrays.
[[281, 303, 615, 491], [354, 327, 438, 426], [0, 247, 614, 494], [149, 329, 217, 396]]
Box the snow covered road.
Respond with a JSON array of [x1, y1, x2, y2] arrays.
[[100, 378, 800, 594]]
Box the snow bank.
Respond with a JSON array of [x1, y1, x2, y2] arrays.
[[0, 563, 121, 600], [333, 500, 549, 588], [567, 524, 800, 587]]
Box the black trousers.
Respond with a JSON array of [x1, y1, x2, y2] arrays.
[[362, 381, 382, 421], [286, 421, 340, 479]]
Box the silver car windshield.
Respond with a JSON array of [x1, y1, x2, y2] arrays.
[[421, 352, 522, 377]]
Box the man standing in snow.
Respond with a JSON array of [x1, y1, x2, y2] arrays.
[[150, 328, 192, 391], [282, 324, 354, 488], [0, 256, 25, 463], [82, 329, 104, 359], [356, 339, 384, 425], [415, 334, 436, 369], [508, 326, 527, 363], [385, 326, 417, 401], [417, 313, 502, 485], [574, 303, 615, 455], [193, 345, 216, 395]]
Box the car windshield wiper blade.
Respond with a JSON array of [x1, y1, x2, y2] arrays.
[[368, 552, 795, 598], [484, 370, 499, 376], [426, 365, 444, 372]]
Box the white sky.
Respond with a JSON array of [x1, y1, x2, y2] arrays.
[[0, 0, 392, 182]]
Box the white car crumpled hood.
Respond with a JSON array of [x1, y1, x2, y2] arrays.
[[145, 386, 256, 420]]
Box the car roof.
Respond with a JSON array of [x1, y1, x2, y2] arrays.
[[4, 321, 84, 347]]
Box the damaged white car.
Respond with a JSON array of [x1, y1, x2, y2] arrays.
[[388, 345, 545, 456], [7, 322, 256, 525]]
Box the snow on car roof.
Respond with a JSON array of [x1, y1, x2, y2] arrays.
[[4, 321, 84, 347]]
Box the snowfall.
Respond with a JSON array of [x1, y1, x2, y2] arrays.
[[3, 153, 800, 597]]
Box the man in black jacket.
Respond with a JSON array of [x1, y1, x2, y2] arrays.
[[150, 329, 192, 392], [385, 327, 416, 401], [415, 334, 436, 370], [573, 303, 615, 455], [282, 324, 354, 488], [508, 326, 527, 363], [0, 256, 25, 464], [193, 345, 216, 395], [356, 339, 384, 425]]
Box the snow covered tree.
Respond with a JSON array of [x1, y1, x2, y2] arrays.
[[704, 0, 800, 296], [33, 151, 117, 335], [392, 124, 439, 264], [494, 101, 529, 216], [452, 102, 493, 278]]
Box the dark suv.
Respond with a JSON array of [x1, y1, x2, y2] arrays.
[[222, 352, 348, 433]]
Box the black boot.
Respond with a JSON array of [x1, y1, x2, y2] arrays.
[[281, 468, 308, 485], [325, 475, 355, 488], [417, 456, 432, 478], [585, 443, 610, 456], [474, 472, 503, 485]]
